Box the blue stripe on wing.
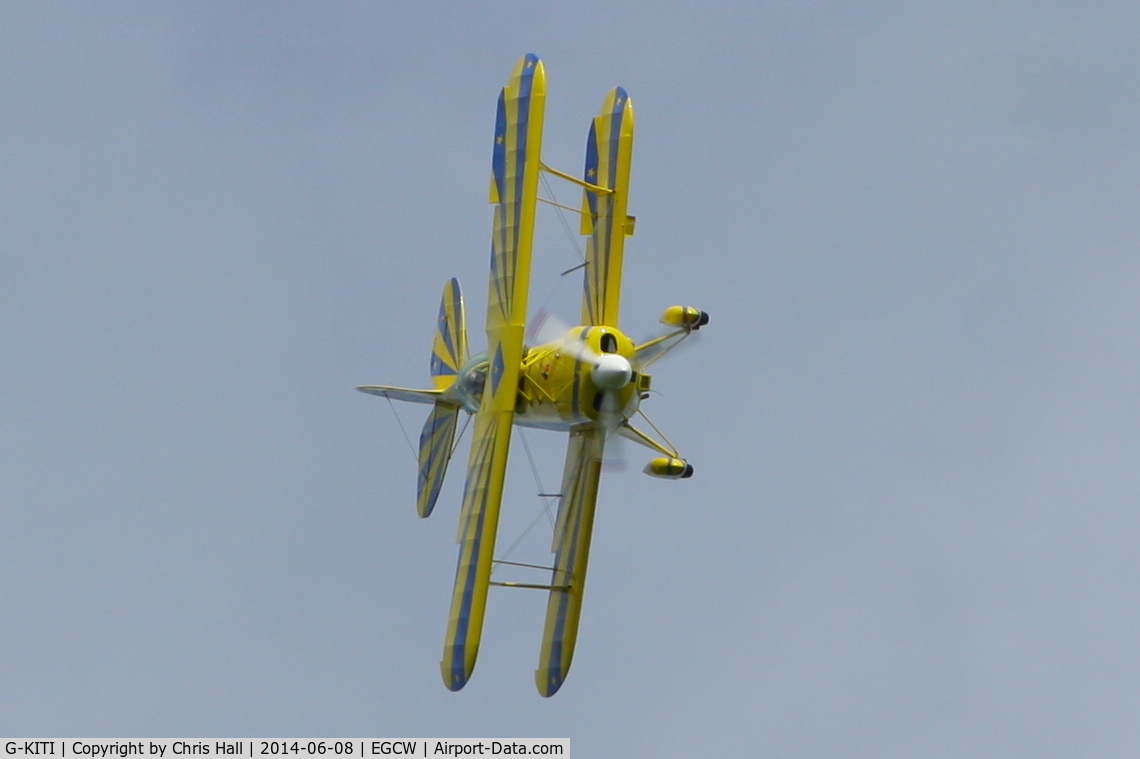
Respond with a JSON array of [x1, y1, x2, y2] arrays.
[[445, 420, 497, 689], [581, 88, 631, 328], [542, 462, 589, 692], [597, 89, 627, 325], [582, 122, 600, 325], [488, 54, 539, 326], [536, 428, 604, 696], [490, 90, 508, 320], [489, 344, 505, 397]]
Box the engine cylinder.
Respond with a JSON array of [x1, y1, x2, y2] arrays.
[[643, 457, 694, 479], [660, 306, 709, 329]]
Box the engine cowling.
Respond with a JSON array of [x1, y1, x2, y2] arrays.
[[644, 457, 694, 479], [660, 306, 709, 329]]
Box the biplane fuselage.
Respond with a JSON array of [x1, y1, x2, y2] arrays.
[[455, 326, 646, 431]]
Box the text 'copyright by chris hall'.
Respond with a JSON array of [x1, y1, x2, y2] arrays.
[[3, 742, 568, 759]]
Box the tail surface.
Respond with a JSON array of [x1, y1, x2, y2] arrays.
[[417, 400, 461, 517], [431, 277, 468, 390], [418, 278, 469, 517]]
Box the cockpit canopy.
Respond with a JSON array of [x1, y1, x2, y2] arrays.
[[455, 351, 490, 413]]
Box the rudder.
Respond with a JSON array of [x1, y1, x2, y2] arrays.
[[430, 278, 468, 390]]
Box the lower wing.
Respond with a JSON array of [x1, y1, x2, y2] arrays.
[[439, 407, 513, 691], [535, 425, 606, 696]]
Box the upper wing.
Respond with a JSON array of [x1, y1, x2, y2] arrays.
[[580, 87, 635, 328], [534, 425, 606, 697], [439, 54, 546, 691], [487, 53, 545, 343]]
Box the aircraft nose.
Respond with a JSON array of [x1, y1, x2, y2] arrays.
[[591, 353, 633, 390]]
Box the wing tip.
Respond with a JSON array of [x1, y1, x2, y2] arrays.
[[440, 648, 478, 692], [442, 669, 469, 692], [512, 53, 545, 87], [535, 666, 566, 698]]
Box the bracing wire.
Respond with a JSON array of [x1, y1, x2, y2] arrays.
[[528, 173, 589, 323], [450, 411, 473, 459], [385, 396, 420, 465], [386, 320, 438, 387], [492, 428, 559, 573], [518, 428, 558, 531], [490, 172, 596, 571], [494, 508, 556, 573], [541, 173, 586, 264], [375, 304, 440, 465]]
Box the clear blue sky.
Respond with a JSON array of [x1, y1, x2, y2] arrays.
[[4, 3, 1140, 755]]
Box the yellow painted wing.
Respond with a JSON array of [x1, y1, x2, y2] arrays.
[[440, 408, 513, 690], [440, 54, 545, 691], [534, 425, 606, 697], [485, 53, 545, 347], [580, 87, 635, 328]]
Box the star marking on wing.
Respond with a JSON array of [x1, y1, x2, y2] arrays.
[[586, 167, 596, 179], [490, 345, 506, 395]]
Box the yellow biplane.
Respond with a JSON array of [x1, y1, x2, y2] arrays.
[[359, 54, 707, 696]]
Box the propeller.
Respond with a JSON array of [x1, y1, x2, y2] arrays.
[[526, 307, 569, 347], [633, 324, 704, 368]]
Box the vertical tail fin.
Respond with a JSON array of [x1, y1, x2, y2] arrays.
[[430, 277, 468, 390], [418, 278, 469, 518]]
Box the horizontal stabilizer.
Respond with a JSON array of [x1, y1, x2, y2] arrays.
[[417, 401, 462, 518], [357, 385, 442, 405]]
